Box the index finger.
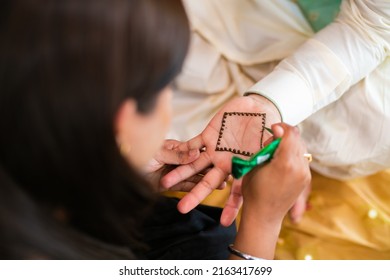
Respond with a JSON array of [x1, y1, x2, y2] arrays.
[[161, 152, 211, 188], [177, 166, 227, 214], [272, 124, 304, 159]]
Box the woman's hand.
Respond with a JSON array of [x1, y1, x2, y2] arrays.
[[160, 95, 281, 218], [242, 123, 311, 222], [231, 123, 311, 260], [144, 139, 202, 192]]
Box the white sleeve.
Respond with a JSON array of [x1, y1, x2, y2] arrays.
[[246, 0, 390, 125]]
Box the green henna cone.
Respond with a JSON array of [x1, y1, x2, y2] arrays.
[[264, 127, 273, 134], [231, 137, 281, 179]]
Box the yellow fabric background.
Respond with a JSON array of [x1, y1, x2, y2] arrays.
[[165, 169, 390, 259], [277, 170, 390, 260]]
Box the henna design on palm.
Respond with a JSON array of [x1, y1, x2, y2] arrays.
[[215, 112, 266, 156]]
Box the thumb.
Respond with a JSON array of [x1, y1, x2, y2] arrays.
[[270, 123, 285, 138]]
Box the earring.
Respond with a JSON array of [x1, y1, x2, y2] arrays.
[[117, 138, 131, 157], [119, 143, 131, 156]]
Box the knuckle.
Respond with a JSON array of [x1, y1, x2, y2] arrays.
[[283, 159, 295, 173], [176, 151, 185, 162], [199, 179, 214, 191], [188, 161, 198, 173], [186, 140, 192, 151], [299, 168, 311, 185]]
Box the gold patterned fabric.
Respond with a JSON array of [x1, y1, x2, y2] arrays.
[[276, 170, 390, 260], [165, 169, 390, 259]]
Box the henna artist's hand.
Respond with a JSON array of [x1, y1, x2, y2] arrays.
[[161, 95, 281, 224], [242, 123, 311, 221], [231, 123, 311, 260], [144, 139, 201, 192], [289, 183, 312, 223]]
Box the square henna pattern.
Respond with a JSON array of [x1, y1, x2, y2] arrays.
[[215, 112, 266, 156]]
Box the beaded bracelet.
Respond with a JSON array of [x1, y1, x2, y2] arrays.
[[228, 244, 265, 260]]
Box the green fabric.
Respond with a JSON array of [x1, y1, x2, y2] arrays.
[[297, 0, 342, 32]]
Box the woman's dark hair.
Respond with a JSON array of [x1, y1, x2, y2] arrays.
[[0, 0, 190, 259]]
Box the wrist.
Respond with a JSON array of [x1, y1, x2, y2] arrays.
[[241, 186, 287, 227], [241, 202, 284, 232], [231, 204, 283, 260], [245, 93, 282, 122]]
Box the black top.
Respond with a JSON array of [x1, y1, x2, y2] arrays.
[[143, 197, 236, 260]]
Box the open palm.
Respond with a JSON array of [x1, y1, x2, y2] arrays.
[[161, 95, 281, 225]]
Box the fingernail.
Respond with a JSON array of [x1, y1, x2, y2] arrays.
[[291, 216, 302, 224], [272, 124, 284, 137]]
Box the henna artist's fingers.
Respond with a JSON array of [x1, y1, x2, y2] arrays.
[[270, 123, 285, 138], [167, 182, 197, 192], [160, 152, 211, 188], [177, 134, 205, 152], [220, 178, 243, 227], [263, 136, 274, 147], [177, 167, 227, 214], [167, 167, 213, 192], [217, 181, 227, 190], [162, 139, 181, 150], [263, 127, 275, 146], [170, 173, 205, 192], [156, 146, 200, 165], [289, 176, 312, 222], [216, 174, 232, 190], [271, 123, 301, 160], [289, 185, 311, 224], [165, 168, 217, 192]]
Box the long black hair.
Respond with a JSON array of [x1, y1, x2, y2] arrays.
[[0, 0, 190, 259]]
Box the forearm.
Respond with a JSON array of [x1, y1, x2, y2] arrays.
[[229, 123, 311, 260], [246, 0, 390, 125], [230, 205, 283, 260]]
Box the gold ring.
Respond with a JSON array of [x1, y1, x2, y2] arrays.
[[304, 153, 312, 162]]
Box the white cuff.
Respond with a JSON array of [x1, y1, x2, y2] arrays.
[[245, 68, 313, 126]]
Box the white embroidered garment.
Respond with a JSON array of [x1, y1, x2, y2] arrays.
[[169, 0, 390, 180]]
